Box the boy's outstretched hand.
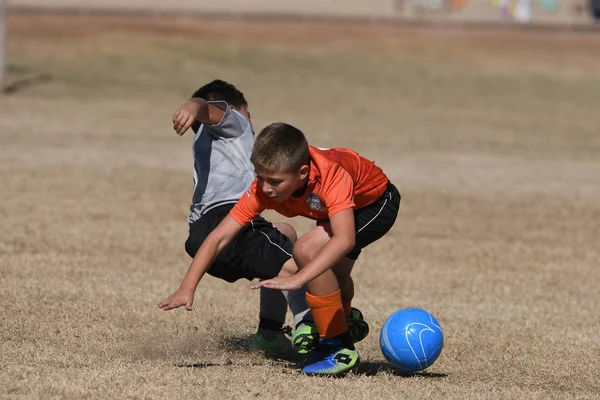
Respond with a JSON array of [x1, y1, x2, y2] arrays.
[[250, 275, 304, 291], [173, 100, 201, 136], [157, 288, 195, 311]]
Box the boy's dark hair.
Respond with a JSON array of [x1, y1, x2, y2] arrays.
[[191, 79, 248, 108], [190, 79, 248, 133], [251, 123, 309, 173]]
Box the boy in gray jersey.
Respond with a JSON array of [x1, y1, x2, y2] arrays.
[[161, 80, 313, 356]]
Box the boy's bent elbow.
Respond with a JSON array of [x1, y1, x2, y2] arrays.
[[340, 235, 356, 255], [211, 215, 244, 253], [346, 239, 356, 255], [207, 230, 230, 254]]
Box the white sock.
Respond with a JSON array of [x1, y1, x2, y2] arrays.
[[285, 286, 314, 327]]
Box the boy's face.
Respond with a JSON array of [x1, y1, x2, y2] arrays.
[[255, 165, 309, 202]]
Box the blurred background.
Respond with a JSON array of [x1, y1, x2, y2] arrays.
[[1, 1, 599, 399], [4, 0, 600, 24]]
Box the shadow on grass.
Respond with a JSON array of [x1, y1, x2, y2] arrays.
[[176, 333, 303, 370], [178, 360, 298, 369], [356, 361, 448, 378], [179, 359, 448, 379], [2, 74, 52, 94], [176, 332, 448, 378]]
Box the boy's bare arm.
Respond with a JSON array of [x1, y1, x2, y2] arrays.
[[157, 215, 244, 311], [172, 98, 226, 136], [296, 209, 356, 283]]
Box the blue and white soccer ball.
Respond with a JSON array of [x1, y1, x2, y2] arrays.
[[379, 307, 444, 373]]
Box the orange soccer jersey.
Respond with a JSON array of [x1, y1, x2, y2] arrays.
[[230, 146, 389, 225]]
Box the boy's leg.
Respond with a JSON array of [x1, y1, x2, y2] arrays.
[[292, 227, 357, 316], [289, 227, 367, 348], [331, 259, 355, 318], [293, 230, 352, 333], [292, 234, 359, 375], [272, 222, 298, 243], [258, 222, 296, 330], [258, 288, 288, 330], [292, 230, 347, 345], [271, 257, 318, 355], [186, 214, 288, 333], [316, 182, 400, 309], [292, 182, 401, 358], [275, 258, 313, 325], [258, 260, 313, 331], [266, 222, 313, 326], [186, 208, 311, 357], [244, 222, 315, 359], [230, 218, 313, 356], [306, 235, 369, 346]]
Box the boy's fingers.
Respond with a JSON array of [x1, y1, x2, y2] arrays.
[[261, 280, 289, 290], [251, 280, 273, 289], [173, 109, 182, 124], [157, 298, 169, 307], [163, 302, 179, 311], [180, 114, 194, 133], [182, 116, 194, 133], [158, 297, 182, 310], [175, 116, 186, 132], [174, 111, 186, 126]]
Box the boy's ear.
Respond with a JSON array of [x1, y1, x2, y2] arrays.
[[298, 165, 310, 180], [228, 104, 235, 110]]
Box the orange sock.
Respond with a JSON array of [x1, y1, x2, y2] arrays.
[[305, 290, 348, 338], [342, 300, 352, 319]]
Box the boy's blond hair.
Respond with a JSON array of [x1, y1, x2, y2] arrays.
[[251, 123, 310, 173]]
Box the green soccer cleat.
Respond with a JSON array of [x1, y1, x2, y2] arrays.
[[292, 309, 369, 356], [346, 307, 370, 344], [292, 321, 320, 355], [301, 338, 360, 376], [250, 326, 295, 358]]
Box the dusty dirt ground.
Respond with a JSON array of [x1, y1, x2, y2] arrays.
[[1, 11, 599, 400]]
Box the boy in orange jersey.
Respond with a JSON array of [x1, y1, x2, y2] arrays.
[[159, 122, 400, 376]]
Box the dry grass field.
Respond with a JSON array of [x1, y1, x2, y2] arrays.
[[1, 12, 599, 400]]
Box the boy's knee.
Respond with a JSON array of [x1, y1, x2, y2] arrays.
[[279, 258, 298, 277], [292, 236, 320, 266], [272, 222, 298, 243]]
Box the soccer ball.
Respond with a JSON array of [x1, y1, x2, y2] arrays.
[[379, 307, 444, 373]]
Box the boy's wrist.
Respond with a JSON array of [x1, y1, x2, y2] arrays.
[[187, 99, 203, 114], [178, 282, 197, 293], [295, 270, 311, 287]]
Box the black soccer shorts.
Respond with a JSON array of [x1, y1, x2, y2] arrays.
[[317, 181, 401, 260], [185, 204, 294, 283]]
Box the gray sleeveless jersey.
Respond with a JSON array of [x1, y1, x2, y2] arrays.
[[188, 101, 255, 223]]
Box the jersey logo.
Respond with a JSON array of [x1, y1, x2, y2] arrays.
[[305, 193, 323, 211], [246, 187, 252, 198]]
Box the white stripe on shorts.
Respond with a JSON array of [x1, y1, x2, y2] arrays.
[[250, 220, 293, 257], [355, 190, 392, 235]]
